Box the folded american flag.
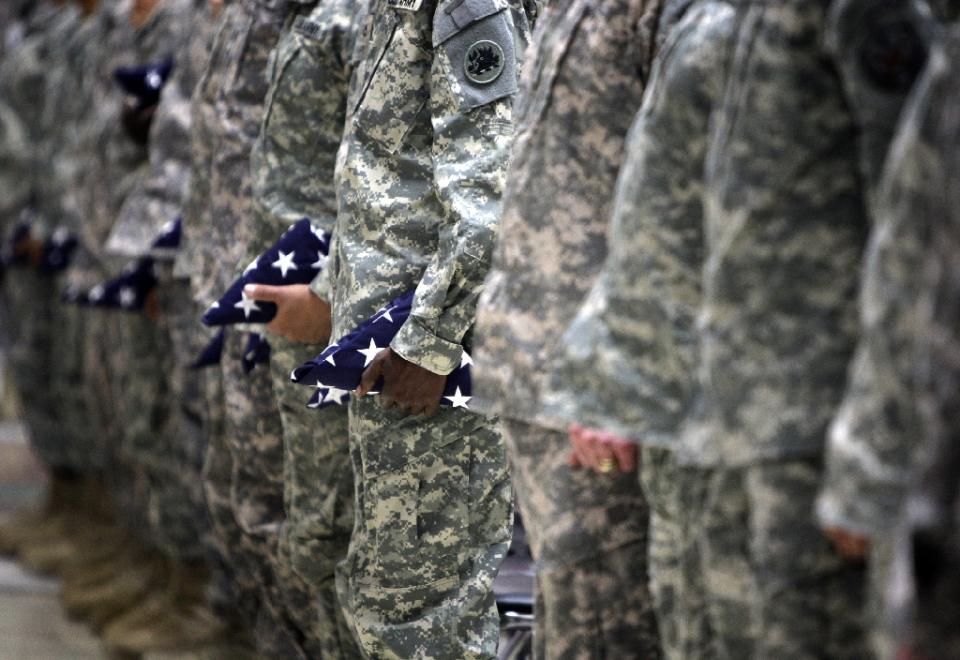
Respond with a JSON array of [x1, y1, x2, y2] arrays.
[[0, 220, 35, 271], [190, 328, 271, 374], [202, 218, 330, 327], [113, 57, 174, 110], [149, 217, 181, 260], [241, 332, 271, 374], [292, 291, 473, 410], [191, 328, 225, 369], [70, 257, 158, 311], [38, 227, 78, 274]]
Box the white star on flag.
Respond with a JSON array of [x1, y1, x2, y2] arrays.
[[376, 306, 397, 324], [243, 258, 259, 276], [324, 342, 338, 366], [52, 227, 70, 245], [444, 387, 471, 409], [357, 338, 386, 367], [234, 292, 261, 319], [311, 251, 327, 270], [119, 287, 136, 308], [89, 284, 105, 301], [310, 226, 327, 242], [160, 219, 177, 234], [272, 251, 298, 278], [324, 387, 349, 405], [460, 352, 474, 367]]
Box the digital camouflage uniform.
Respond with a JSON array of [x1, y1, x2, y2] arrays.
[[0, 1, 90, 475], [248, 0, 365, 656], [814, 9, 959, 657], [539, 2, 739, 657], [178, 0, 323, 655], [106, 0, 215, 567], [325, 0, 532, 654], [887, 24, 960, 659], [469, 0, 664, 656], [676, 1, 893, 657]]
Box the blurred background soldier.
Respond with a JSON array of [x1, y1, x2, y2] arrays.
[[176, 0, 324, 655], [470, 0, 665, 656], [540, 1, 740, 656]]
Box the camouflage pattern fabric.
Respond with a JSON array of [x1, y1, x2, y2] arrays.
[[677, 0, 868, 468], [502, 421, 660, 659], [538, 0, 736, 447], [641, 446, 715, 660], [249, 0, 377, 656], [337, 398, 512, 659], [248, 0, 361, 255], [471, 0, 661, 429], [327, 0, 531, 653], [701, 461, 870, 660], [182, 0, 322, 654], [816, 0, 933, 539]]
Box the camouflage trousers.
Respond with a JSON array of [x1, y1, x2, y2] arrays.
[[701, 460, 870, 660], [640, 446, 714, 660], [501, 420, 659, 659], [202, 329, 325, 658], [337, 398, 513, 659], [268, 332, 360, 659], [2, 269, 82, 471]]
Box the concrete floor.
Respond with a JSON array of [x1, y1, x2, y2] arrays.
[[0, 419, 105, 659]]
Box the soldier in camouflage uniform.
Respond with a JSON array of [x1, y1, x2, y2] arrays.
[[538, 2, 740, 657], [674, 1, 903, 656], [468, 0, 667, 656], [813, 4, 958, 657], [0, 0, 111, 572], [319, 0, 532, 654], [177, 0, 329, 655], [242, 0, 365, 656]]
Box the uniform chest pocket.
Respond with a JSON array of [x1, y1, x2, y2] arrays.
[[351, 13, 432, 154], [260, 32, 304, 133]]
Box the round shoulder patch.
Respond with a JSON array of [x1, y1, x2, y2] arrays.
[[464, 40, 505, 85]]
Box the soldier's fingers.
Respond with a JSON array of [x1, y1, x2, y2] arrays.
[[356, 359, 384, 396], [572, 434, 600, 471], [244, 283, 286, 303], [605, 438, 637, 473], [567, 450, 583, 469]]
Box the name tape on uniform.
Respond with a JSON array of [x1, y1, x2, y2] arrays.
[[387, 0, 423, 11], [293, 16, 324, 40]]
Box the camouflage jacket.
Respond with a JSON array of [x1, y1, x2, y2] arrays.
[[175, 0, 315, 305], [106, 0, 213, 259], [536, 0, 738, 441], [818, 3, 946, 535], [673, 0, 875, 466], [326, 0, 532, 376], [248, 0, 363, 259], [468, 0, 663, 427], [882, 28, 960, 653]]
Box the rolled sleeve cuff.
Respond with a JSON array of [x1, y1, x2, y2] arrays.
[[390, 314, 462, 376]]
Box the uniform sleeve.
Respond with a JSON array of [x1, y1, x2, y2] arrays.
[[390, 0, 520, 375]]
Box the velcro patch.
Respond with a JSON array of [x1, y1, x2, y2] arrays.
[[293, 15, 324, 40], [387, 0, 423, 11]]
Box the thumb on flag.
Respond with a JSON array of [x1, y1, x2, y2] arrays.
[[245, 283, 286, 303]]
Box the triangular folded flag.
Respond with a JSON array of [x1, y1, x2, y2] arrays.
[[38, 227, 78, 274], [71, 257, 158, 311], [202, 218, 330, 327], [191, 328, 226, 369], [292, 291, 474, 410], [0, 220, 35, 269], [149, 217, 181, 260], [113, 57, 174, 109], [241, 332, 271, 374]]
